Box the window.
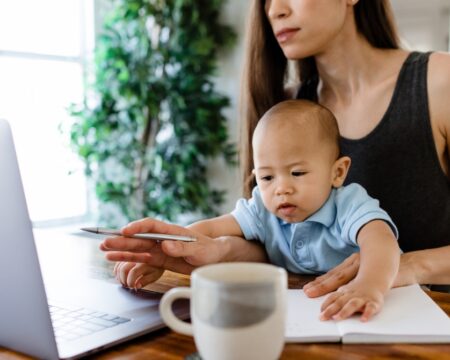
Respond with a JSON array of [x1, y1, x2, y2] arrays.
[[0, 0, 94, 224]]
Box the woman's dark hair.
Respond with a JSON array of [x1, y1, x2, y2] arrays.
[[241, 0, 400, 197]]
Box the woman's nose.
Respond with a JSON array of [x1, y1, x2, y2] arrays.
[[266, 0, 292, 21]]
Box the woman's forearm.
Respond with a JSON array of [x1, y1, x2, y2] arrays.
[[405, 245, 450, 285]]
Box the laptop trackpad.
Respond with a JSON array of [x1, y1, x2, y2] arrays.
[[45, 277, 162, 317]]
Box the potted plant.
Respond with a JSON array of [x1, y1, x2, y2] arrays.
[[70, 0, 236, 225]]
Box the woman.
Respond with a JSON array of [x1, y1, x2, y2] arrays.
[[102, 0, 450, 294]]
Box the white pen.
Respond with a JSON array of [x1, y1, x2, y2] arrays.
[[81, 227, 197, 242]]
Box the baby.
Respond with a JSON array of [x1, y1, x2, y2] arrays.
[[114, 99, 400, 321]]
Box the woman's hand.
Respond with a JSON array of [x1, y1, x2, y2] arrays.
[[99, 217, 231, 275], [303, 252, 421, 298], [114, 262, 165, 289], [303, 253, 360, 297]]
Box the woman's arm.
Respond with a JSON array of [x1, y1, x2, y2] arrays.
[[398, 246, 450, 286], [304, 245, 450, 297]]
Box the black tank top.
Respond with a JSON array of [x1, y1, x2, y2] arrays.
[[341, 52, 450, 252]]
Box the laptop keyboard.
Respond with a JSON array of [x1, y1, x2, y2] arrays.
[[49, 304, 131, 342]]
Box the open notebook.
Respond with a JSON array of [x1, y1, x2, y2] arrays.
[[286, 285, 450, 344]]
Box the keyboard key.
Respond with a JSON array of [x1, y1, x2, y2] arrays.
[[48, 303, 131, 342]]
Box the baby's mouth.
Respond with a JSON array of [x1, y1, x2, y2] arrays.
[[277, 203, 297, 216]]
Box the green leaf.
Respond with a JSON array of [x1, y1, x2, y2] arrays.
[[66, 0, 237, 226]]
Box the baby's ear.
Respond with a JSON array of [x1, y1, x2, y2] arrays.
[[331, 156, 351, 188]]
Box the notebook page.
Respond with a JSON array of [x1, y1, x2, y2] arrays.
[[337, 285, 450, 343], [285, 289, 340, 342]]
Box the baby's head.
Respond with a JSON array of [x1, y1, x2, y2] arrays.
[[252, 100, 351, 223]]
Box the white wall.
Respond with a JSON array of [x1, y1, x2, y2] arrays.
[[391, 0, 450, 51]]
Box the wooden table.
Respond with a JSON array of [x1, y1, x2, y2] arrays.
[[1, 228, 450, 360]]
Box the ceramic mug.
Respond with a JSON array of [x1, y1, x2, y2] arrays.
[[159, 262, 287, 360]]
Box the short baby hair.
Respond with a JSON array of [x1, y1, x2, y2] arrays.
[[257, 99, 340, 159]]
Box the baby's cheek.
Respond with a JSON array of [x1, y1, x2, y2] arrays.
[[260, 194, 276, 213]]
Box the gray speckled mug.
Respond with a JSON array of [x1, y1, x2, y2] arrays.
[[160, 262, 287, 360]]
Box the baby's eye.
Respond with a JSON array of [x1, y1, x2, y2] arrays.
[[292, 171, 306, 177], [260, 175, 273, 182]]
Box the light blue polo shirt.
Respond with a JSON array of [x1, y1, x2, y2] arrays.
[[231, 183, 398, 274]]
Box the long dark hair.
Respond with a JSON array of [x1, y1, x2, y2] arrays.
[[241, 0, 401, 197]]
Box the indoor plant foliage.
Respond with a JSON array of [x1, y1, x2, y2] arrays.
[[70, 0, 236, 225]]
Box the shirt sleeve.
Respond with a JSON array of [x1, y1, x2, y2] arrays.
[[336, 183, 399, 245], [230, 187, 267, 242]]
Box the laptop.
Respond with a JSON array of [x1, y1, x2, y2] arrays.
[[0, 119, 189, 359]]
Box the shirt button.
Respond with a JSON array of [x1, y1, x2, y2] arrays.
[[295, 241, 304, 249]]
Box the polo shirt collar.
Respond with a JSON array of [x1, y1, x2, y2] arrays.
[[305, 188, 337, 227]]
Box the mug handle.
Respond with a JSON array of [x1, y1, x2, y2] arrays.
[[159, 287, 193, 336]]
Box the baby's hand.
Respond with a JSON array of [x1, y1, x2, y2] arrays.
[[113, 262, 164, 289], [319, 281, 384, 322]]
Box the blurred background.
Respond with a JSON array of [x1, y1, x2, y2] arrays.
[[0, 0, 449, 228]]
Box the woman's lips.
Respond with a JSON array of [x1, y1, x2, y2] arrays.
[[275, 28, 300, 43]]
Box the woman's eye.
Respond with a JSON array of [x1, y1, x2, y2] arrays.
[[292, 171, 306, 177]]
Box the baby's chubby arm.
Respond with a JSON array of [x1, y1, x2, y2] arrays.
[[319, 220, 400, 322], [187, 214, 244, 238]]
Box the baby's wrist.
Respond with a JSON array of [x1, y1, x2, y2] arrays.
[[353, 275, 391, 295]]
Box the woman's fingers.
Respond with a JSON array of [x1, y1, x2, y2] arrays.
[[100, 237, 159, 252], [100, 217, 222, 276], [134, 269, 165, 288], [122, 217, 193, 239], [114, 261, 136, 286], [112, 262, 165, 288], [106, 251, 152, 263], [127, 264, 164, 289], [161, 236, 223, 266], [100, 218, 198, 253], [303, 253, 360, 297]]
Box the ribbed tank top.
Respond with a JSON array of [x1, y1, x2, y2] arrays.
[[339, 52, 450, 252]]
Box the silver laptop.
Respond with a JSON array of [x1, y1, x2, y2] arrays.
[[0, 119, 188, 359]]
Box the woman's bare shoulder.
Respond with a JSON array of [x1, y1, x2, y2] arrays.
[[428, 52, 450, 94], [428, 52, 450, 136]]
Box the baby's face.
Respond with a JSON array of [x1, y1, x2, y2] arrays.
[[253, 124, 337, 223]]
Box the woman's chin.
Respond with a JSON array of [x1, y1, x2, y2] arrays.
[[280, 45, 315, 61]]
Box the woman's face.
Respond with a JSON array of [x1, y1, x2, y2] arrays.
[[264, 0, 353, 59]]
